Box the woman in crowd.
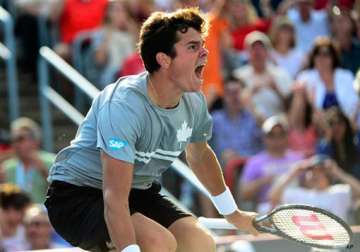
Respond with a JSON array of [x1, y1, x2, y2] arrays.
[[89, 0, 137, 88], [269, 16, 305, 78], [286, 82, 317, 157], [296, 37, 358, 118], [0, 184, 31, 251], [269, 155, 360, 221], [317, 107, 360, 180]]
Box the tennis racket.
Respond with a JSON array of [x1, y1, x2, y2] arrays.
[[199, 204, 354, 250]]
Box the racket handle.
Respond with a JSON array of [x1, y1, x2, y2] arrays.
[[252, 215, 278, 234], [198, 217, 237, 230]]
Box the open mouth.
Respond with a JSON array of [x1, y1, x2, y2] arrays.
[[195, 64, 205, 79]]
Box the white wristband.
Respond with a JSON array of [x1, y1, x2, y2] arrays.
[[122, 244, 141, 252], [210, 187, 238, 215]]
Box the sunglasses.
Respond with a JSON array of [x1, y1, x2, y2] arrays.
[[25, 220, 49, 227], [266, 131, 287, 138], [11, 134, 31, 143]]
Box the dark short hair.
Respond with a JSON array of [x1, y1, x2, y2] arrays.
[[306, 37, 340, 70], [0, 184, 31, 210], [138, 7, 209, 73], [225, 75, 246, 89]]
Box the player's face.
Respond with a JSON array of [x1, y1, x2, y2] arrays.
[[168, 28, 208, 92]]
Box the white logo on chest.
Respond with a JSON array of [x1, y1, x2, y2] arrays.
[[177, 121, 192, 143]]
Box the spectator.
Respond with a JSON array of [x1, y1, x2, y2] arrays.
[[54, 0, 108, 60], [317, 107, 360, 180], [2, 117, 55, 203], [286, 82, 317, 156], [0, 184, 31, 252], [239, 115, 303, 213], [297, 37, 358, 118], [87, 0, 136, 88], [0, 129, 13, 165], [14, 0, 62, 74], [233, 31, 293, 121], [355, 11, 360, 40], [23, 204, 65, 250], [228, 0, 271, 53], [211, 76, 263, 166], [330, 6, 360, 75], [269, 16, 305, 78], [314, 0, 354, 10], [279, 0, 330, 53], [269, 155, 360, 221], [201, 0, 232, 109]]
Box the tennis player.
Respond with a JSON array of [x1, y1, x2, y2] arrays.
[[44, 8, 259, 252]]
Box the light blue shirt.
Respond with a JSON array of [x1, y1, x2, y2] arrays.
[[48, 72, 212, 189]]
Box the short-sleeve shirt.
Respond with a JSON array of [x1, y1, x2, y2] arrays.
[[48, 72, 212, 189], [4, 151, 55, 203], [240, 150, 303, 202], [282, 184, 352, 220]]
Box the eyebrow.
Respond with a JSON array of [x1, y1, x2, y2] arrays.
[[186, 40, 204, 46]]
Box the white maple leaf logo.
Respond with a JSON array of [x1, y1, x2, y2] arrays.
[[177, 121, 192, 143]]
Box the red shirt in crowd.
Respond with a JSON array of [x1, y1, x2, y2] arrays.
[[314, 0, 354, 10], [231, 19, 271, 51], [59, 0, 108, 44]]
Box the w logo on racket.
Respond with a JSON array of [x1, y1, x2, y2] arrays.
[[292, 214, 334, 240]]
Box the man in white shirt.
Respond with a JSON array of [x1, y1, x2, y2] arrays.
[[233, 31, 293, 121]]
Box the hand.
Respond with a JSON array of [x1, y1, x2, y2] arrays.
[[251, 81, 263, 95], [324, 159, 344, 178], [225, 209, 260, 235], [221, 149, 239, 164], [0, 164, 5, 183], [267, 79, 279, 93], [28, 151, 43, 168], [290, 161, 310, 178], [292, 81, 306, 94], [28, 151, 48, 177]]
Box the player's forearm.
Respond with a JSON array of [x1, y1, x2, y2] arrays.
[[104, 192, 136, 251], [188, 145, 226, 196]]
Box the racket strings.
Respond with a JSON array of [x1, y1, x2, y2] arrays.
[[271, 209, 351, 248]]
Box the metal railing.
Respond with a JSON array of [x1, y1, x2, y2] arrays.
[[38, 46, 99, 151], [0, 6, 19, 123]]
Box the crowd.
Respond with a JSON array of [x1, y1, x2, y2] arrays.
[[1, 0, 360, 251]]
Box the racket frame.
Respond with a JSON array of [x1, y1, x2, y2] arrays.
[[253, 204, 354, 250]]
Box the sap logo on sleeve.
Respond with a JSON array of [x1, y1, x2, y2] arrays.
[[108, 138, 128, 150]]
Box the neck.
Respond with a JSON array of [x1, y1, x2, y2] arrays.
[[253, 62, 266, 73], [2, 223, 17, 237], [19, 155, 34, 169], [338, 35, 352, 50], [31, 242, 50, 250], [318, 67, 332, 76], [275, 44, 290, 54], [148, 73, 182, 109], [268, 149, 286, 158]]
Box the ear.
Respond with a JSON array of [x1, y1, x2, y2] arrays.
[[155, 52, 171, 69]]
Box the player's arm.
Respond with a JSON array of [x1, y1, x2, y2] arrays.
[[185, 141, 259, 235], [101, 151, 138, 251]]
